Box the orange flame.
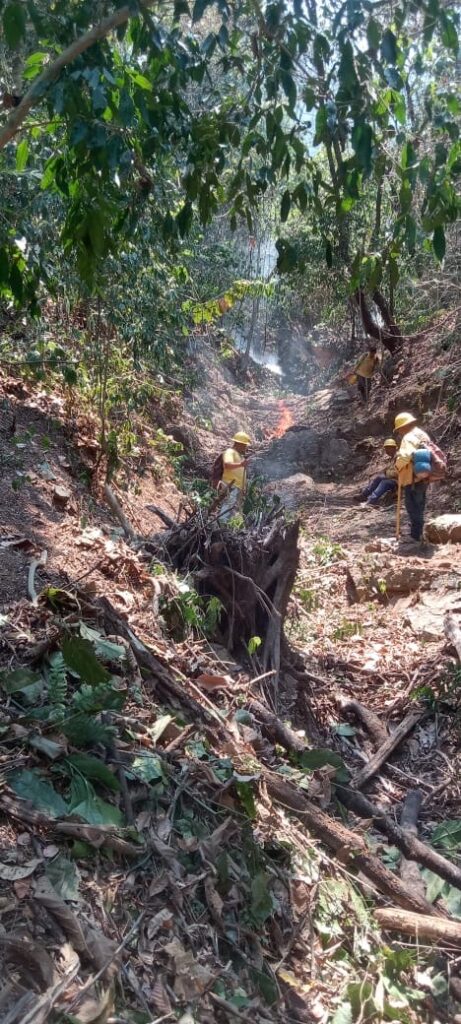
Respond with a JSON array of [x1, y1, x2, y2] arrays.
[[268, 399, 294, 440]]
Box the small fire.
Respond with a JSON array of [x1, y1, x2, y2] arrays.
[[268, 399, 294, 440]]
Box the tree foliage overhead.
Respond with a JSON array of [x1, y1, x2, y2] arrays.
[[0, 0, 459, 321]]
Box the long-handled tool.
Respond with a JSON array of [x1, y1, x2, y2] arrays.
[[396, 477, 402, 539]]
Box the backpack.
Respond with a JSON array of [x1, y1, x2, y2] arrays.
[[426, 438, 448, 481], [211, 453, 224, 489]]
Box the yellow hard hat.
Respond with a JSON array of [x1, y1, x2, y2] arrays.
[[383, 438, 397, 448], [232, 431, 251, 446], [394, 412, 417, 430]]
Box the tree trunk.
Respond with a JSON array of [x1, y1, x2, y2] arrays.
[[355, 289, 402, 354]]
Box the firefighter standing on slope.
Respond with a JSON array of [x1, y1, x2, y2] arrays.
[[394, 412, 441, 543], [354, 344, 380, 403], [214, 430, 251, 521]]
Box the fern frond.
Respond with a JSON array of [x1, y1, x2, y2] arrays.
[[47, 652, 68, 706], [62, 715, 116, 747]]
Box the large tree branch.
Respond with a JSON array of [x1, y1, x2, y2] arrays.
[[0, 2, 157, 151]]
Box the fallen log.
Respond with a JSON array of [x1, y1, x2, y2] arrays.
[[353, 709, 423, 789], [247, 698, 307, 751], [374, 908, 461, 947], [444, 612, 461, 661], [339, 697, 388, 747], [243, 702, 461, 893], [145, 503, 176, 529], [400, 790, 426, 901], [103, 483, 137, 542], [336, 787, 461, 892], [265, 774, 438, 915]]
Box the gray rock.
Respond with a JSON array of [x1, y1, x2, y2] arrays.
[[265, 473, 315, 509], [426, 515, 461, 544]]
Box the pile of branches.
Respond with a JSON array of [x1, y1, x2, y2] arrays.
[[147, 501, 300, 685]]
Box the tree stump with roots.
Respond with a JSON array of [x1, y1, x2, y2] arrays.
[[149, 507, 300, 687]]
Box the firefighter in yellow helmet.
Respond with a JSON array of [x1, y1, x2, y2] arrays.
[[394, 412, 433, 542], [361, 438, 398, 507], [213, 431, 251, 522]]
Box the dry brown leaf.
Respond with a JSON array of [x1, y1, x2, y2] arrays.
[[199, 817, 237, 864], [195, 672, 235, 692], [14, 877, 33, 900], [150, 978, 173, 1016], [204, 876, 224, 925], [33, 880, 90, 957], [81, 924, 119, 983], [65, 985, 113, 1024], [148, 871, 169, 897], [163, 937, 214, 1001], [146, 909, 174, 938], [42, 845, 60, 859], [0, 934, 57, 991], [17, 833, 31, 847]]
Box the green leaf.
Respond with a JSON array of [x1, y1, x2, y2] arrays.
[[174, 0, 190, 17], [352, 123, 373, 174], [131, 753, 166, 783], [303, 86, 316, 110], [249, 966, 278, 1006], [381, 28, 398, 63], [79, 624, 126, 662], [299, 749, 347, 772], [45, 854, 80, 900], [440, 12, 459, 53], [332, 1003, 353, 1024], [236, 780, 257, 820], [177, 201, 193, 238], [280, 190, 291, 223], [0, 667, 42, 693], [433, 225, 446, 262], [280, 70, 296, 108], [367, 17, 381, 50], [249, 872, 273, 925], [333, 724, 356, 737], [422, 868, 445, 903], [61, 637, 110, 685], [10, 769, 68, 818], [23, 51, 47, 80], [247, 636, 262, 656], [133, 73, 153, 91], [432, 818, 461, 850], [193, 0, 213, 22], [3, 2, 26, 47], [276, 238, 298, 273], [16, 140, 29, 172], [66, 753, 120, 792], [72, 793, 124, 827], [29, 735, 64, 760]]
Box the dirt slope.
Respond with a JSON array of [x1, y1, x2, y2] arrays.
[[1, 327, 461, 1024]]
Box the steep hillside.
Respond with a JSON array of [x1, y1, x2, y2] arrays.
[[1, 322, 461, 1024]]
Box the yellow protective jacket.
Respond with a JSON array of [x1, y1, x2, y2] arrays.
[[222, 447, 246, 490], [396, 427, 431, 486], [355, 352, 380, 378]]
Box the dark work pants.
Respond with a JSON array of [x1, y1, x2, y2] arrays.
[[404, 482, 428, 540], [357, 376, 371, 402]]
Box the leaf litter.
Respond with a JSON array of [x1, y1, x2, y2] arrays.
[[0, 529, 460, 1022]]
